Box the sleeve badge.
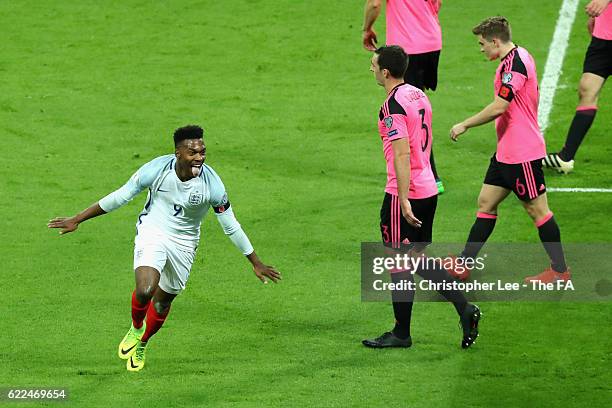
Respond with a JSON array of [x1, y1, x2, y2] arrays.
[[499, 86, 510, 98], [384, 116, 393, 128]]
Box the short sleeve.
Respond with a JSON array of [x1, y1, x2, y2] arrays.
[[498, 70, 527, 102], [133, 155, 174, 190], [203, 165, 231, 214], [383, 96, 409, 141]]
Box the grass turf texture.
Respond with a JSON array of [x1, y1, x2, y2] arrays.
[[1, 0, 611, 406]]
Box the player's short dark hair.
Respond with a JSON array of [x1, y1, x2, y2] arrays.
[[173, 125, 203, 147], [472, 16, 512, 42], [374, 46, 409, 79]]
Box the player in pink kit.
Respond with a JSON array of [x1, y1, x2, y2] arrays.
[[449, 17, 570, 284], [363, 0, 445, 193], [544, 0, 612, 173], [362, 46, 480, 350]]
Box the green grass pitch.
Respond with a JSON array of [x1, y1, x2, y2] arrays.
[[1, 0, 611, 406]]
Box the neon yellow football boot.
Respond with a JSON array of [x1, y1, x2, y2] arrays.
[[127, 341, 148, 372], [117, 322, 146, 359]]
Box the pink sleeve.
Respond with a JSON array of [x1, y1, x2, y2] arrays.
[[498, 71, 527, 101], [383, 114, 409, 141]]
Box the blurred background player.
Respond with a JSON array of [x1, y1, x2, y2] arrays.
[[449, 17, 570, 284], [543, 0, 612, 174], [48, 125, 281, 372], [363, 0, 446, 194], [362, 46, 480, 350]]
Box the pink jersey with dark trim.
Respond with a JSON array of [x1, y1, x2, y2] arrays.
[[593, 3, 612, 40], [493, 46, 546, 164], [386, 0, 442, 54], [378, 83, 438, 199]]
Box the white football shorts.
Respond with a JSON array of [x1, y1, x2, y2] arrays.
[[133, 228, 196, 295]]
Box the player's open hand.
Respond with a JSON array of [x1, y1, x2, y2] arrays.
[[585, 0, 608, 17], [450, 123, 467, 141], [363, 29, 378, 51], [47, 216, 79, 235], [253, 263, 281, 284], [400, 199, 422, 228]]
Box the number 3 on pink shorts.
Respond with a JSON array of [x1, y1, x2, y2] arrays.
[[381, 224, 390, 243]]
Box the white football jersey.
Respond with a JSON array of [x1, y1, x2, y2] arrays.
[[99, 155, 230, 248]]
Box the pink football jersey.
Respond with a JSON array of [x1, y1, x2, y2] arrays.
[[593, 3, 612, 40], [386, 0, 442, 54], [494, 47, 546, 164], [378, 83, 438, 199]]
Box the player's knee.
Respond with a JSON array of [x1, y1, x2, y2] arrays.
[[578, 82, 598, 105], [523, 202, 547, 221], [153, 300, 171, 314], [477, 197, 497, 214], [135, 286, 155, 303], [524, 205, 537, 220]]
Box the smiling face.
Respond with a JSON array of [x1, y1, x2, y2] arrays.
[[175, 138, 206, 179], [478, 34, 501, 60]]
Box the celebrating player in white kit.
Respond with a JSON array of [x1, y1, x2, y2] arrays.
[[48, 125, 281, 372]]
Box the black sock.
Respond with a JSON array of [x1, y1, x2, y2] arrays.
[[461, 213, 497, 259], [558, 108, 597, 161], [416, 264, 468, 316], [430, 150, 439, 180], [391, 271, 414, 339], [537, 214, 568, 273]]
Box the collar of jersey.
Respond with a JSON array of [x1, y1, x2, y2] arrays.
[[501, 45, 518, 61], [387, 82, 405, 95]]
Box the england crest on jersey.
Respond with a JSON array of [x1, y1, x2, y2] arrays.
[[189, 192, 203, 205]]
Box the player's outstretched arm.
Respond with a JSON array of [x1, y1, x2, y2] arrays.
[[214, 206, 281, 284], [207, 166, 281, 284], [450, 96, 510, 141], [362, 0, 382, 51], [246, 251, 281, 284], [47, 156, 163, 235], [47, 202, 107, 235]]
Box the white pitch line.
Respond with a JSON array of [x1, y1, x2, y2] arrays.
[[538, 0, 580, 133], [548, 187, 612, 193]]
